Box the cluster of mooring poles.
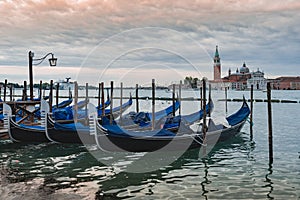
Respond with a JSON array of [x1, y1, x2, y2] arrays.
[[46, 78, 275, 164], [0, 77, 274, 162], [223, 83, 273, 164]]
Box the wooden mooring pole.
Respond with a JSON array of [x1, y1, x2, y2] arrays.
[[172, 84, 175, 117], [9, 84, 13, 102], [202, 78, 207, 156], [202, 79, 207, 137], [225, 86, 228, 114], [98, 83, 101, 109], [200, 86, 203, 109], [208, 84, 211, 117], [3, 79, 7, 102], [49, 80, 53, 113], [101, 82, 105, 118], [267, 82, 273, 164], [179, 80, 182, 115], [74, 81, 78, 123], [85, 83, 89, 123], [110, 81, 113, 125], [250, 84, 254, 140], [39, 80, 42, 100], [152, 79, 155, 130], [56, 83, 59, 107], [23, 81, 27, 101], [136, 84, 139, 113], [120, 82, 123, 122]]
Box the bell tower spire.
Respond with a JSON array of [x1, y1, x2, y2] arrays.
[[213, 45, 221, 80]]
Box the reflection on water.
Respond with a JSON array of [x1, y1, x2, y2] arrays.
[[200, 159, 209, 199], [0, 130, 299, 199], [265, 163, 274, 200], [91, 134, 254, 199]]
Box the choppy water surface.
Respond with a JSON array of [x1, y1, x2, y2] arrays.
[[0, 89, 299, 199]]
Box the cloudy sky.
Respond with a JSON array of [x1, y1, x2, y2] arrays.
[[0, 0, 299, 86]]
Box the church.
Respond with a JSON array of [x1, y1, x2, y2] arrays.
[[209, 46, 267, 90]]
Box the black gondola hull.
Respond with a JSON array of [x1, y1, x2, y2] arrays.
[[96, 120, 246, 152], [46, 116, 95, 144], [9, 118, 49, 143]]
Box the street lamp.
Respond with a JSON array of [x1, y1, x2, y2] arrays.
[[28, 51, 57, 101]]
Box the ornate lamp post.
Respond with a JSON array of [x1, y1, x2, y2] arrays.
[[28, 51, 57, 101]]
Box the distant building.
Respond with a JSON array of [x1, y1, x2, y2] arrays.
[[213, 45, 221, 81], [269, 76, 300, 90], [209, 46, 267, 90], [185, 46, 299, 90], [210, 46, 231, 89], [247, 69, 267, 90]]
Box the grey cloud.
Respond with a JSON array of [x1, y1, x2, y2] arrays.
[[0, 0, 300, 84]]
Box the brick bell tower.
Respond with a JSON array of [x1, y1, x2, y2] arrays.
[[213, 45, 221, 80]]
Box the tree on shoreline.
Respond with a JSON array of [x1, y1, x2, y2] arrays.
[[184, 76, 199, 88]]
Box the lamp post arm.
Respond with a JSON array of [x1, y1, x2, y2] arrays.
[[32, 53, 54, 65]]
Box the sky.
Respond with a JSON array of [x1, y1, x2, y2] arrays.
[[0, 0, 299, 86]]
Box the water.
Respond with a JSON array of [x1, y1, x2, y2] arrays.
[[1, 89, 299, 199]]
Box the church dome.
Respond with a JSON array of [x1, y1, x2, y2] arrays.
[[240, 62, 249, 74]]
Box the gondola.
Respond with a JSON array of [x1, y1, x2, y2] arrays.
[[34, 97, 73, 119], [155, 98, 214, 132], [117, 100, 180, 127], [97, 96, 132, 119], [52, 98, 73, 109], [45, 97, 133, 144], [0, 96, 72, 122], [0, 97, 73, 139], [0, 129, 9, 140], [8, 118, 50, 143], [94, 97, 250, 152], [52, 97, 111, 121], [45, 115, 93, 144], [6, 100, 50, 143], [4, 97, 127, 144]]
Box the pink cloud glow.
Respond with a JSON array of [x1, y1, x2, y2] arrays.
[[1, 0, 300, 30]]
